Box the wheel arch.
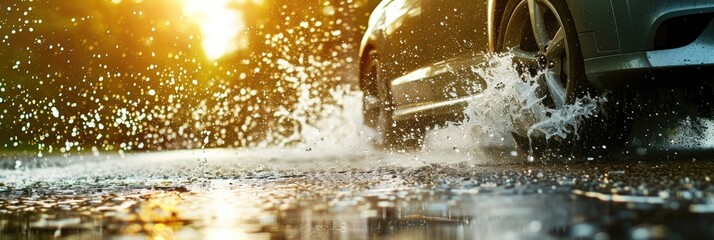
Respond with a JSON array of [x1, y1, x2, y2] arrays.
[[490, 0, 588, 51], [359, 43, 378, 92], [488, 0, 510, 51]]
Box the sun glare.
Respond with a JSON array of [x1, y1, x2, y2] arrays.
[[181, 0, 248, 60]]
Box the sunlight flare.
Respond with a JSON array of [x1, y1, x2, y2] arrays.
[[181, 0, 248, 60]]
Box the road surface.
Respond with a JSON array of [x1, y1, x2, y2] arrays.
[[1, 145, 713, 239]]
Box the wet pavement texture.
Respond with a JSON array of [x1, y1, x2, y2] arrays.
[[1, 158, 713, 239]]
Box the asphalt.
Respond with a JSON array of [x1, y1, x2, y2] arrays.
[[1, 152, 713, 239]]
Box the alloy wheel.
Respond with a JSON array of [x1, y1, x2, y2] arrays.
[[502, 0, 571, 109]]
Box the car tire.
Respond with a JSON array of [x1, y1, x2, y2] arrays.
[[497, 0, 624, 159], [361, 50, 424, 150]]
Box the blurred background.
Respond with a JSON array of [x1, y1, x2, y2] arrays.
[[0, 0, 380, 155]]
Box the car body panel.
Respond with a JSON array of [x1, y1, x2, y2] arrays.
[[381, 0, 424, 83], [616, 1, 714, 54], [392, 0, 488, 111], [586, 18, 714, 89], [567, 0, 620, 56], [420, 0, 490, 63], [391, 55, 486, 122], [565, 0, 714, 88], [361, 0, 489, 121]]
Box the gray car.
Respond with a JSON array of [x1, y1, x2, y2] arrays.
[[359, 0, 714, 153]]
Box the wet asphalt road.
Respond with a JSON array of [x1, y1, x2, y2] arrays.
[[1, 150, 713, 240]]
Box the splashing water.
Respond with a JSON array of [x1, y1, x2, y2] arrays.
[[463, 53, 604, 145], [299, 86, 377, 152], [270, 53, 607, 158], [267, 53, 607, 160], [270, 84, 375, 152], [0, 0, 364, 156]]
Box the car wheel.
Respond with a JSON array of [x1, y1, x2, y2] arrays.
[[362, 50, 424, 150], [361, 51, 380, 129], [498, 0, 601, 158]]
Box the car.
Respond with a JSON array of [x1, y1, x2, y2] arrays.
[[359, 0, 714, 154]]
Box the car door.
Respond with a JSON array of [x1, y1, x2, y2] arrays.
[[421, 0, 489, 62], [378, 0, 427, 109], [380, 0, 424, 79], [391, 0, 489, 118]]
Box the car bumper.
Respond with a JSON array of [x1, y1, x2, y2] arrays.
[[585, 17, 714, 89]]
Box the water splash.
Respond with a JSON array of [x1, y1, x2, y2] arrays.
[[0, 0, 363, 156], [268, 83, 375, 152], [274, 53, 607, 158], [463, 53, 604, 145]]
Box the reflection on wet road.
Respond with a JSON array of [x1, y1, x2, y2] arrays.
[[1, 156, 713, 239]]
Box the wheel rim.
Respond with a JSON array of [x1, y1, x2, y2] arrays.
[[503, 0, 570, 109]]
